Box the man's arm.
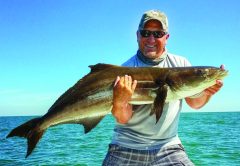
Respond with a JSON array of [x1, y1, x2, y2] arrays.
[[112, 75, 137, 124], [185, 65, 225, 109]]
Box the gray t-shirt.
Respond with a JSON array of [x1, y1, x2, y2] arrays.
[[111, 50, 191, 150]]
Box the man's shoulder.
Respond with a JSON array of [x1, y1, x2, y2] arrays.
[[166, 53, 191, 67], [121, 54, 138, 67], [120, 52, 191, 67], [167, 53, 187, 60]]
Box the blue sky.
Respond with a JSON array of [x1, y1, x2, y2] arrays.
[[0, 0, 239, 116]]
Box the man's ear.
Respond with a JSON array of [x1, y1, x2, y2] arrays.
[[164, 34, 170, 46], [136, 30, 141, 42], [166, 33, 170, 40]]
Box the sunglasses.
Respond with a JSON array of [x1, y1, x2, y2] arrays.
[[139, 30, 167, 38]]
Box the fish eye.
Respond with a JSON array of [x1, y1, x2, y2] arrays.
[[196, 69, 204, 76], [204, 69, 209, 74], [196, 69, 209, 76]]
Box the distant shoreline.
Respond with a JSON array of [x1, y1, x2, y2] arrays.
[[1, 111, 240, 117]]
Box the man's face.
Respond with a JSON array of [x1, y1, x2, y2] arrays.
[[137, 20, 169, 59]]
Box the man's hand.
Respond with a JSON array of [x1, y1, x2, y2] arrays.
[[186, 64, 225, 109], [112, 75, 137, 124], [113, 75, 137, 105], [204, 65, 224, 96], [204, 80, 223, 96]]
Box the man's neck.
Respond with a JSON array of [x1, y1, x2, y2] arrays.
[[137, 50, 167, 65]]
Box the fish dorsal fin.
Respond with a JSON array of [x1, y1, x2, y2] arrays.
[[89, 63, 117, 73], [80, 115, 105, 134]]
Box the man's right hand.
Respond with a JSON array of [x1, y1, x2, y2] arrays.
[[111, 75, 137, 124]]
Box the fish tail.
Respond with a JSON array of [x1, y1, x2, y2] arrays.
[[6, 117, 44, 158]]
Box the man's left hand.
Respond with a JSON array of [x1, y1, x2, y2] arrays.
[[204, 64, 225, 96], [204, 80, 223, 96]]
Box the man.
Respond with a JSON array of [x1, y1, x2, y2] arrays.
[[103, 10, 224, 165]]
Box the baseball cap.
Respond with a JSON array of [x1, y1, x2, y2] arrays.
[[138, 10, 168, 32]]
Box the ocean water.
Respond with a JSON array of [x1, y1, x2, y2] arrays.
[[0, 112, 239, 166]]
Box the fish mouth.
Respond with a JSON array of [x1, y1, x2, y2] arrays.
[[218, 69, 228, 79], [209, 68, 228, 80]]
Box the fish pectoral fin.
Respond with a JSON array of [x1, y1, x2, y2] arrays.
[[80, 115, 105, 134], [150, 84, 168, 124]]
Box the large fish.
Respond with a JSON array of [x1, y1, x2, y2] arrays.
[[6, 63, 228, 157]]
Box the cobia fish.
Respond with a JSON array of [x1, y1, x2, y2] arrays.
[[6, 63, 228, 157]]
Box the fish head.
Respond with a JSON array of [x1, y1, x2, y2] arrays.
[[166, 66, 228, 97], [185, 66, 228, 83]]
